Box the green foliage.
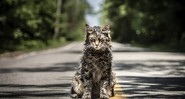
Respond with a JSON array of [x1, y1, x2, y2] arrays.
[[0, 0, 91, 53], [102, 0, 185, 51]]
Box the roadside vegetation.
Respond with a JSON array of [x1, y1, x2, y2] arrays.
[[0, 0, 91, 54], [101, 0, 185, 52], [1, 0, 185, 56]]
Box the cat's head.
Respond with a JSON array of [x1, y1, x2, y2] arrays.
[[85, 24, 111, 50]]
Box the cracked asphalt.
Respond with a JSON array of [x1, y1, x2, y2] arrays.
[[0, 42, 185, 99]]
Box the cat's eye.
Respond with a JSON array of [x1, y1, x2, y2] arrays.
[[99, 38, 104, 42], [87, 28, 93, 33], [90, 38, 95, 42]]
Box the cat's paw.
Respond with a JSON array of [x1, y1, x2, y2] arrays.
[[108, 88, 115, 97], [70, 93, 78, 98], [100, 93, 109, 99], [82, 92, 91, 99], [100, 88, 109, 99]]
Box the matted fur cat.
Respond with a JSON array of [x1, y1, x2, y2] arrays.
[[70, 24, 116, 99]]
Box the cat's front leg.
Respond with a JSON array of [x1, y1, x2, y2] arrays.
[[107, 72, 116, 97], [100, 80, 109, 99], [81, 65, 92, 99], [82, 80, 92, 99], [100, 70, 111, 99]]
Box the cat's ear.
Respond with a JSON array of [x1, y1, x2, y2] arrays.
[[85, 24, 90, 28], [85, 24, 93, 33], [102, 25, 110, 34], [103, 25, 110, 30]]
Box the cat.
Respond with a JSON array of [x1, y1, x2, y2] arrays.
[[70, 24, 115, 99]]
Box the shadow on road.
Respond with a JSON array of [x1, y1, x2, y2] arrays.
[[113, 60, 185, 76], [0, 58, 185, 98], [0, 62, 78, 73], [117, 76, 185, 98], [113, 59, 185, 98], [0, 84, 70, 98], [0, 62, 77, 98]]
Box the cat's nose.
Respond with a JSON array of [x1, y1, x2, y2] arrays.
[[95, 43, 99, 46]]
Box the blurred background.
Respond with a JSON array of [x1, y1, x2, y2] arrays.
[[0, 0, 185, 98], [0, 0, 185, 54]]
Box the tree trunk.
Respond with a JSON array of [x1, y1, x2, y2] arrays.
[[53, 0, 62, 39]]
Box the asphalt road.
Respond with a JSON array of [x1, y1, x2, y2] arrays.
[[0, 42, 185, 99]]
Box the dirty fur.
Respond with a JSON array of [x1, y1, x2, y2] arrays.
[[70, 24, 116, 99]]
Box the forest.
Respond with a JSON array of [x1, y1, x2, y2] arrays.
[[0, 0, 91, 53], [1, 0, 185, 53], [102, 0, 185, 51]]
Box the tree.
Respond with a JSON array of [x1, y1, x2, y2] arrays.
[[54, 0, 62, 39], [102, 0, 185, 51], [0, 0, 91, 52]]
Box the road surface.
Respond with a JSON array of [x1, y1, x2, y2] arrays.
[[0, 42, 185, 99]]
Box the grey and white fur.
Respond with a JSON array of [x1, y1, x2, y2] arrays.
[[70, 24, 116, 99]]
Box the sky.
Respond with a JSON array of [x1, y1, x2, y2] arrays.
[[85, 0, 104, 26]]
